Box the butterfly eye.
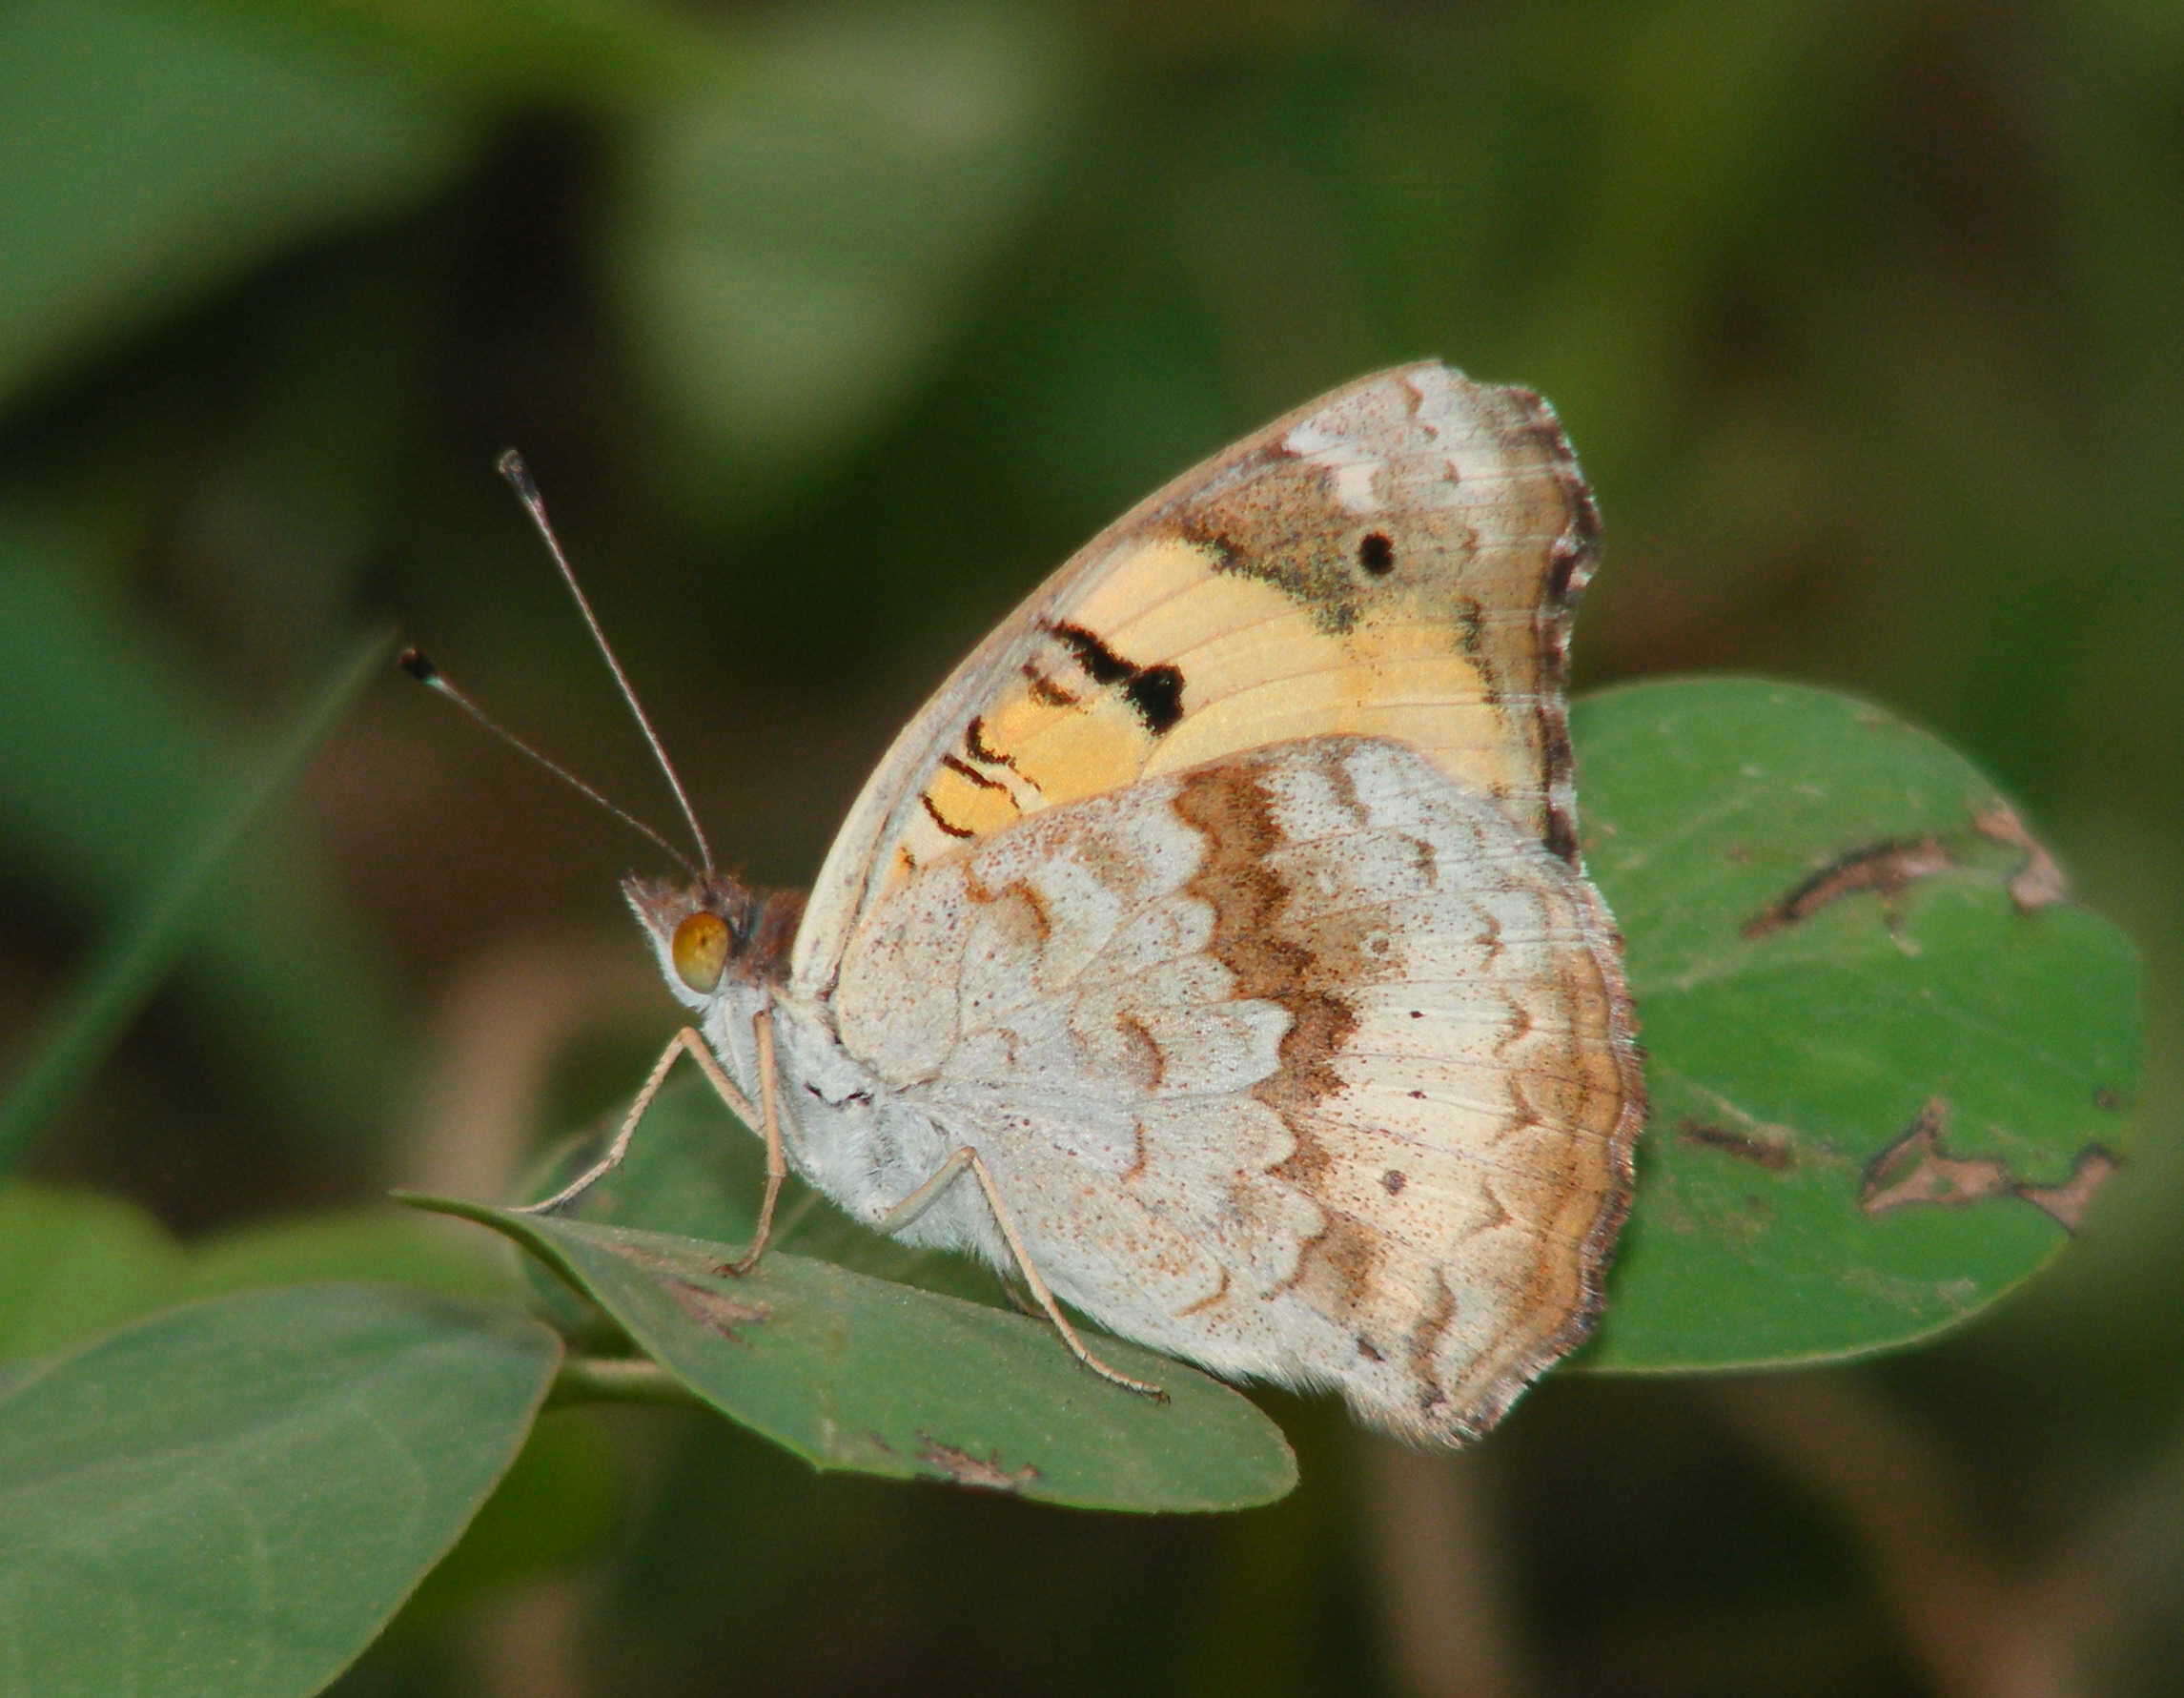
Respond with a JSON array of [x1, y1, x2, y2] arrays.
[[670, 911, 731, 993]]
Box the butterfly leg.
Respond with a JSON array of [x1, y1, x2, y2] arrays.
[[724, 1005, 787, 1276], [516, 1024, 765, 1220], [879, 1147, 1168, 1401]]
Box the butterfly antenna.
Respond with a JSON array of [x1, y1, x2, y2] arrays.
[[399, 649, 697, 877], [496, 448, 717, 874]]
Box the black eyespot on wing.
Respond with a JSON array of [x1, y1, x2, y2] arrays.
[[1125, 665, 1184, 735], [1357, 532, 1396, 575]]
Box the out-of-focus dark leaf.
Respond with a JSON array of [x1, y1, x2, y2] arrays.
[[0, 0, 466, 408], [611, 0, 1081, 523]]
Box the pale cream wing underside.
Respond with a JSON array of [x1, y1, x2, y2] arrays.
[[830, 737, 1634, 1442], [788, 361, 1602, 999]]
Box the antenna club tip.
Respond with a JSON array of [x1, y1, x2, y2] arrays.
[[496, 448, 540, 502], [398, 648, 439, 683]]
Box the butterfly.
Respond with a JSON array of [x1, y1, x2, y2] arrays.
[[544, 362, 1643, 1445]]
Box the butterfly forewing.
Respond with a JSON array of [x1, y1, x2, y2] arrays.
[[789, 363, 1600, 995]]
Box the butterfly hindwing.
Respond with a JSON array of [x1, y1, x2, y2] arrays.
[[830, 736, 1632, 1441]]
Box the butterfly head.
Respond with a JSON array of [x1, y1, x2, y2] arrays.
[[623, 873, 804, 1013]]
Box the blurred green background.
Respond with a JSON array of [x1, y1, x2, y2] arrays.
[[2, 0, 2176, 1692]]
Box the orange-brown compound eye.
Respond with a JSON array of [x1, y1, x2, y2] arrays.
[[670, 911, 730, 993]]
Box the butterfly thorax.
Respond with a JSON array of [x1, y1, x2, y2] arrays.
[[625, 870, 990, 1248]]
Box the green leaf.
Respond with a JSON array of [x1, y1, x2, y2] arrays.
[[0, 629, 394, 1170], [0, 1284, 561, 1697], [1574, 678, 2142, 1371], [0, 1183, 515, 1367], [182, 1208, 516, 1307], [405, 1194, 1296, 1514]]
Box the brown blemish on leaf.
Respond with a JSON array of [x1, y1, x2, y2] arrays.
[[1678, 1117, 1794, 1172], [2015, 1146, 2119, 1231], [1861, 1099, 2009, 1212], [665, 1279, 771, 1342], [2093, 1086, 2124, 1113], [1859, 1099, 2117, 1233], [1971, 802, 2069, 912], [917, 1437, 1039, 1494], [1743, 837, 1953, 937]]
